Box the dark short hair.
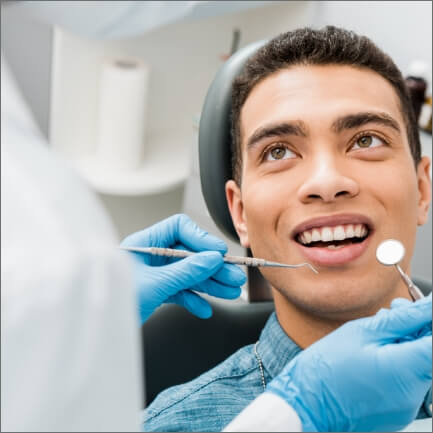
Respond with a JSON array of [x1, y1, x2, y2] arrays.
[[230, 26, 421, 185]]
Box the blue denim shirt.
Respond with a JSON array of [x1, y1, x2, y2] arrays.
[[143, 313, 432, 432]]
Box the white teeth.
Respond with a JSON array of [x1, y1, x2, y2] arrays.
[[321, 227, 333, 242], [346, 224, 355, 238], [333, 225, 346, 241], [298, 223, 369, 245], [354, 224, 363, 237], [311, 229, 321, 242], [304, 231, 312, 243]]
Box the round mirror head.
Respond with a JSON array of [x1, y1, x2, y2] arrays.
[[376, 239, 405, 266]]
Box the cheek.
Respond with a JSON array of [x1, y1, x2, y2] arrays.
[[241, 176, 295, 253], [381, 168, 418, 219], [367, 162, 419, 250], [243, 181, 280, 225], [393, 182, 419, 252]]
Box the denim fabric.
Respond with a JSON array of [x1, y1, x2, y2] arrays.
[[143, 312, 432, 432]]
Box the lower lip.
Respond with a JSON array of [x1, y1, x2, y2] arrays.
[[295, 234, 372, 267]]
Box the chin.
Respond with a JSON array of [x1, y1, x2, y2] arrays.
[[269, 272, 397, 320]]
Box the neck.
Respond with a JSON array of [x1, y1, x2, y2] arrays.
[[272, 281, 412, 349]]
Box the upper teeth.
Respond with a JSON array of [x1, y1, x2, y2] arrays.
[[298, 224, 368, 245]]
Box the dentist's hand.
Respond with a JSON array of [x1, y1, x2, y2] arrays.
[[267, 294, 432, 432], [121, 214, 246, 324]]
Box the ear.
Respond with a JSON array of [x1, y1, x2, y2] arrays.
[[225, 180, 250, 248], [416, 156, 431, 226]]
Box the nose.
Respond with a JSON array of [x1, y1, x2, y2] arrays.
[[297, 154, 359, 203]]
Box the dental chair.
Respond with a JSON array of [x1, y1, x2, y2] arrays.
[[141, 41, 432, 407]]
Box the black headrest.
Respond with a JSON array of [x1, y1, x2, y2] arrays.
[[199, 40, 266, 242]]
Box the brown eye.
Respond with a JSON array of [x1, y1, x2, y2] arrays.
[[265, 145, 296, 161], [351, 135, 385, 151], [271, 147, 287, 159], [358, 136, 373, 148]]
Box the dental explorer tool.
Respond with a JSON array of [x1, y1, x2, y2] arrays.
[[120, 246, 318, 274], [376, 239, 424, 301]]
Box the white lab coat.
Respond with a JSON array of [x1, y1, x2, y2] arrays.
[[1, 2, 302, 432], [1, 56, 142, 431]]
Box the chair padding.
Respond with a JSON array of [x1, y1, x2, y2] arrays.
[[199, 41, 266, 242]]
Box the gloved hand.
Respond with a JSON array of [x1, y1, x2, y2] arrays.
[[390, 296, 432, 341], [121, 214, 246, 324], [266, 294, 432, 432]]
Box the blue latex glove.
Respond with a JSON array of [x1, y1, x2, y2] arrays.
[[121, 214, 246, 324], [390, 297, 432, 341], [267, 294, 432, 432]]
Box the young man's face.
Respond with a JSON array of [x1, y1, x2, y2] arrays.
[[226, 65, 431, 319]]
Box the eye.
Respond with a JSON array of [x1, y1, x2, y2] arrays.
[[351, 134, 386, 151], [264, 145, 297, 161]]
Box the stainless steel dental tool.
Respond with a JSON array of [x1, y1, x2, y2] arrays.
[[120, 246, 318, 274], [376, 239, 424, 301]]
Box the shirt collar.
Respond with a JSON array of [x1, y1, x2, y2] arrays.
[[257, 312, 302, 379]]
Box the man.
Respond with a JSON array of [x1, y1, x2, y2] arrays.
[[144, 26, 432, 431]]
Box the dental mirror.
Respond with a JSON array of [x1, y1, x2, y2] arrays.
[[376, 239, 405, 266], [376, 239, 424, 301]]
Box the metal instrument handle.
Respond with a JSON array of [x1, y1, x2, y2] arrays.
[[395, 265, 424, 301], [120, 246, 317, 273], [223, 255, 266, 267]]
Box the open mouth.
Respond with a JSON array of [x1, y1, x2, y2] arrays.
[[295, 223, 370, 250], [292, 217, 374, 266]]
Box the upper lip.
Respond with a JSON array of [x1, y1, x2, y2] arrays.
[[291, 213, 374, 239]]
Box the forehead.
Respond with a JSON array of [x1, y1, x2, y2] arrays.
[[240, 64, 404, 144]]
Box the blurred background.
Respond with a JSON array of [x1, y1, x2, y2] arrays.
[[2, 0, 431, 279]]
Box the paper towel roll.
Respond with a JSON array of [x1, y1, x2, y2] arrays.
[[96, 58, 149, 171]]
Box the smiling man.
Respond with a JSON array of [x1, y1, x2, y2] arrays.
[[226, 38, 431, 346], [144, 27, 432, 432]]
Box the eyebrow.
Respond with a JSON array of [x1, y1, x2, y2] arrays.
[[245, 111, 401, 150], [246, 121, 308, 149], [331, 112, 401, 134]]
